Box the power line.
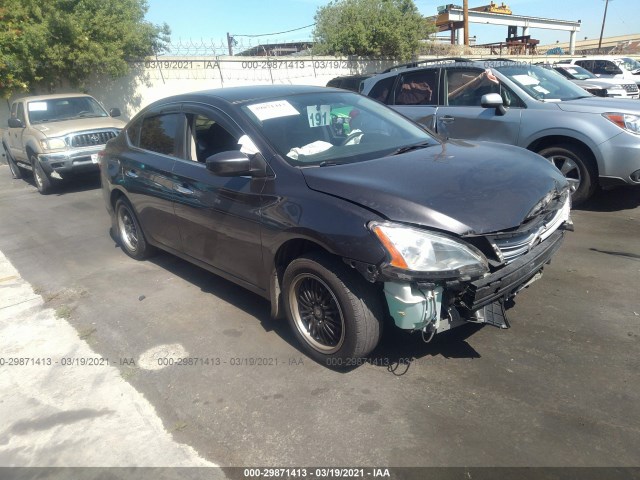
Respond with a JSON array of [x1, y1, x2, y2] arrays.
[[232, 23, 316, 38]]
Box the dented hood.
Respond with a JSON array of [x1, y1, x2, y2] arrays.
[[301, 140, 567, 235]]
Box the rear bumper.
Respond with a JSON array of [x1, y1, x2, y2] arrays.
[[461, 230, 565, 311]]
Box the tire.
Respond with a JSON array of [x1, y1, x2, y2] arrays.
[[4, 145, 23, 179], [31, 154, 53, 194], [283, 252, 383, 366], [537, 144, 597, 205], [115, 198, 155, 260]]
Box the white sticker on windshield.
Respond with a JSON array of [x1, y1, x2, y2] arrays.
[[533, 85, 550, 94], [247, 100, 299, 121], [28, 102, 48, 111], [512, 74, 539, 86], [306, 105, 331, 128]]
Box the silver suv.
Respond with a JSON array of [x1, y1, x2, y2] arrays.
[[361, 59, 640, 204]]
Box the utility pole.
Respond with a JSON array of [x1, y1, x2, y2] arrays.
[[226, 32, 234, 56], [463, 0, 469, 46], [598, 0, 611, 51]]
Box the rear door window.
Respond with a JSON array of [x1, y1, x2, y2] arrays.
[[394, 70, 438, 106], [139, 113, 184, 157]]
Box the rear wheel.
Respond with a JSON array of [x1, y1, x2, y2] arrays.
[[115, 198, 155, 260], [31, 154, 53, 194], [283, 252, 383, 366], [538, 144, 597, 205]]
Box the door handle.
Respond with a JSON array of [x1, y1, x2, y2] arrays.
[[440, 115, 455, 123], [125, 169, 139, 178], [174, 185, 194, 195]]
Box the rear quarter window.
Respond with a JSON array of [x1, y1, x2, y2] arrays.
[[126, 118, 143, 147], [367, 76, 395, 104]]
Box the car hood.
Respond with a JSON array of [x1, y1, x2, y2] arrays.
[[556, 97, 640, 114], [32, 117, 126, 138], [573, 79, 624, 89], [301, 140, 568, 235]]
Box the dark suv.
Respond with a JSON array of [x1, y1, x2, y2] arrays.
[[101, 85, 571, 366], [361, 59, 640, 204]]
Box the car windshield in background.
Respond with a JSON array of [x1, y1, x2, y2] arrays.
[[27, 97, 109, 124], [496, 64, 591, 101], [620, 57, 640, 73], [556, 65, 597, 81], [241, 91, 436, 167]]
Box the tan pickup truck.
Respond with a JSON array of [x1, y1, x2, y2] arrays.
[[2, 94, 126, 194]]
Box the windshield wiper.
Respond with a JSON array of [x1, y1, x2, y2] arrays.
[[389, 141, 434, 156], [319, 160, 344, 167]]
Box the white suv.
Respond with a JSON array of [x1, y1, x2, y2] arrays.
[[552, 63, 637, 99], [564, 56, 640, 92]]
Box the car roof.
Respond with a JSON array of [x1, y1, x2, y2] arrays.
[[567, 56, 624, 61], [16, 93, 95, 102], [153, 85, 340, 107]]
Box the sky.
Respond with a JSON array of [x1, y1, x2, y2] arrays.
[[144, 0, 640, 53]]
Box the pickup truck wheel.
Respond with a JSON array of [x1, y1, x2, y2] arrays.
[[283, 252, 383, 366], [31, 154, 53, 194], [538, 144, 596, 205], [6, 151, 23, 179], [115, 198, 155, 260]]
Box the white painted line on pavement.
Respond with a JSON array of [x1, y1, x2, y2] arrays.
[[0, 250, 219, 468]]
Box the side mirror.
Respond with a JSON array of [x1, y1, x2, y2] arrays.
[[109, 108, 121, 118], [481, 93, 507, 116], [205, 151, 267, 177], [8, 118, 24, 128]]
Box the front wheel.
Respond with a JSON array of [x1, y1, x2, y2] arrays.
[[283, 252, 383, 366], [31, 154, 53, 194], [538, 144, 597, 205]]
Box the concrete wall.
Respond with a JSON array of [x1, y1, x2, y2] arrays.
[[0, 54, 587, 131], [0, 57, 397, 127]]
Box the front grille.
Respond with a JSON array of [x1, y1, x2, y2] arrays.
[[488, 194, 571, 264], [492, 230, 540, 263], [623, 83, 639, 93], [70, 130, 117, 147]]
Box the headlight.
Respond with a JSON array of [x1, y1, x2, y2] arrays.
[[371, 222, 488, 278], [40, 138, 67, 150], [602, 113, 640, 135]]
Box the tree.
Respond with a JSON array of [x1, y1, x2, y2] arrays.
[[0, 0, 169, 98], [312, 0, 435, 60]]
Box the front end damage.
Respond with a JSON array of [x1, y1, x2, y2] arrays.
[[353, 190, 573, 341]]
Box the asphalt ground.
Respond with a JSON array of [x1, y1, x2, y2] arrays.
[[0, 162, 638, 470]]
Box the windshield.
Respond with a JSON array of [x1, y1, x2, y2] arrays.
[[555, 65, 596, 80], [495, 64, 591, 101], [27, 97, 109, 124], [620, 57, 640, 72], [241, 91, 436, 167]]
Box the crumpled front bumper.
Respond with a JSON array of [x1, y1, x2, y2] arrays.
[[38, 146, 104, 175], [460, 230, 565, 311]]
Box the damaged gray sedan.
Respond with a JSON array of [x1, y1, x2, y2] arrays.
[[101, 85, 572, 366]]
